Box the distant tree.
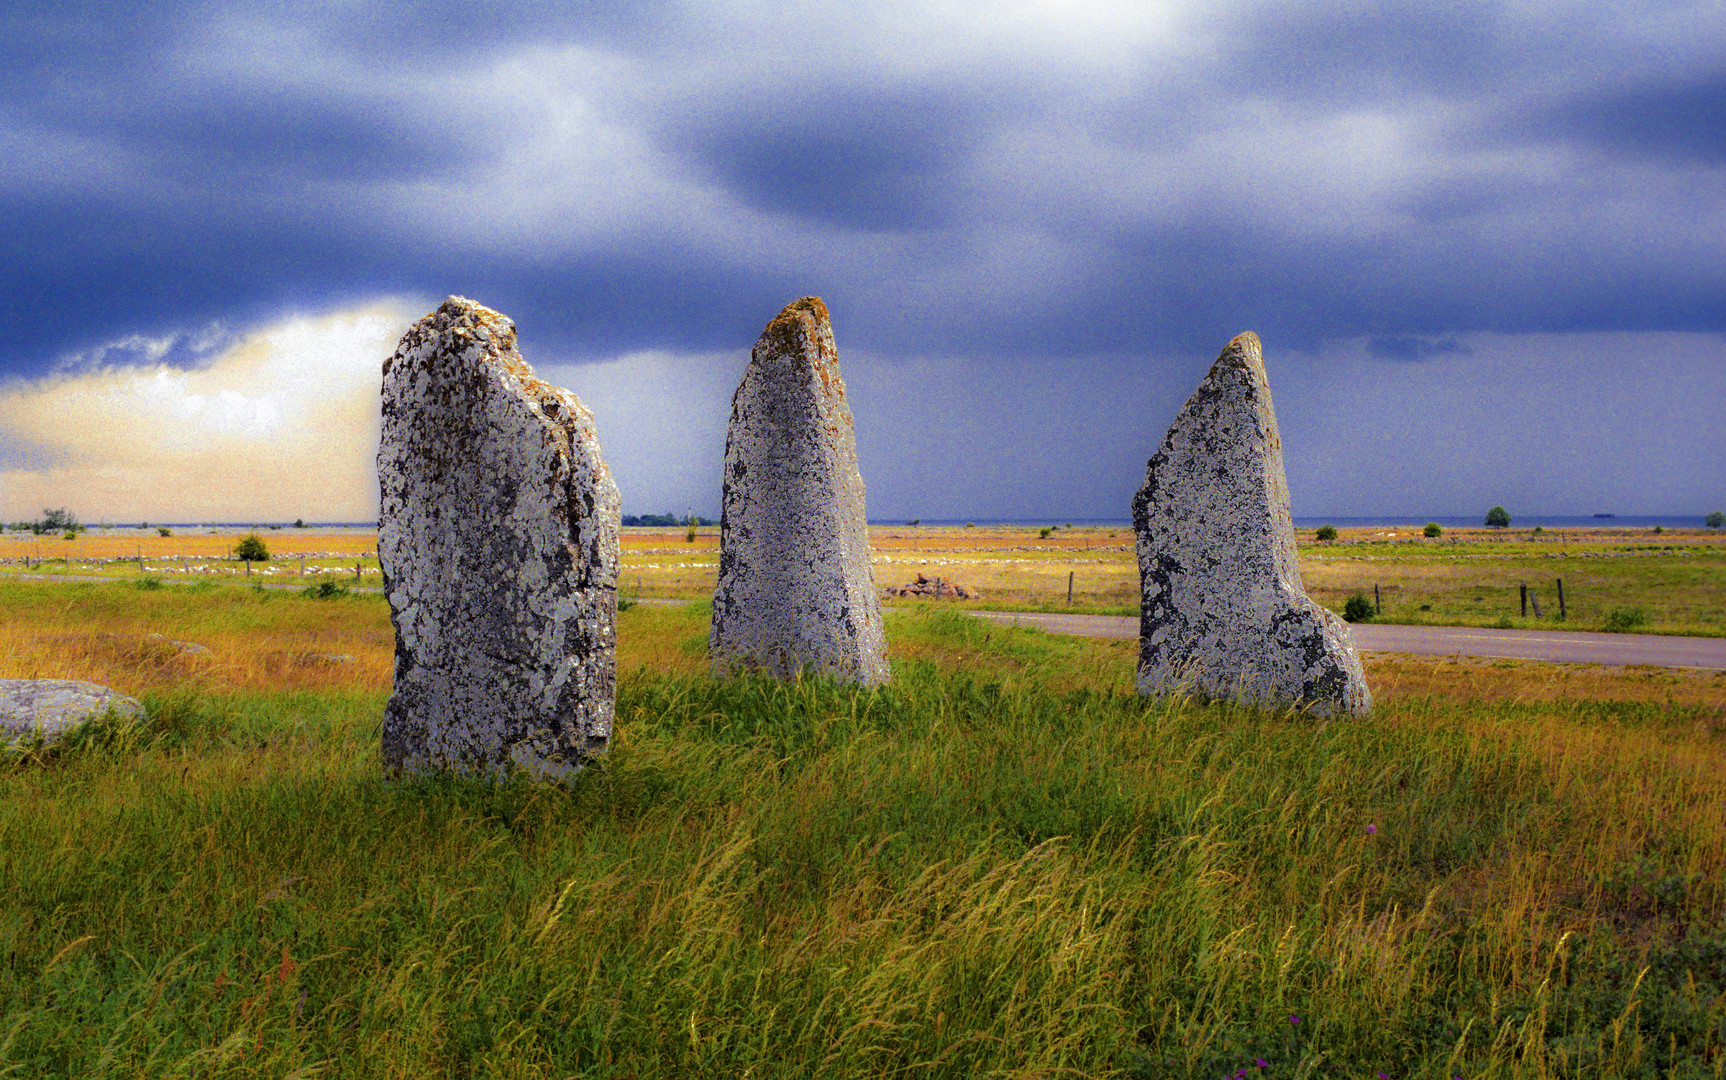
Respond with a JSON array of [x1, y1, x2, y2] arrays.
[[234, 534, 270, 562], [908, 519, 921, 526], [1039, 527, 1053, 539], [1343, 594, 1375, 622], [1315, 525, 1338, 541], [37, 507, 80, 535], [157, 526, 172, 537], [1423, 522, 1443, 538], [1708, 511, 1725, 528], [1484, 506, 1511, 528], [293, 518, 307, 528]]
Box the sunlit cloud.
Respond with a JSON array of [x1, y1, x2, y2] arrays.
[[1, 301, 420, 523]]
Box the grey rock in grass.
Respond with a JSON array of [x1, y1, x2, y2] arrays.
[[1132, 332, 1370, 717], [711, 297, 888, 684], [378, 296, 621, 780], [1, 679, 145, 747]]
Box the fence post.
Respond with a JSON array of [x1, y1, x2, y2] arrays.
[[245, 559, 251, 576], [1556, 577, 1566, 620], [1374, 584, 1381, 616], [1530, 593, 1542, 618], [1519, 583, 1527, 617], [1067, 571, 1075, 605]]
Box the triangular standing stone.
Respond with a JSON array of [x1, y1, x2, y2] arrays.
[[1132, 332, 1371, 716], [378, 296, 622, 778], [711, 297, 888, 684]]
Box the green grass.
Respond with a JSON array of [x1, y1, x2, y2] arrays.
[[2, 603, 1725, 1077]]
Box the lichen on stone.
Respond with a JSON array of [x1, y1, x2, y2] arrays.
[[378, 296, 621, 779], [710, 297, 888, 685], [1132, 332, 1370, 717]]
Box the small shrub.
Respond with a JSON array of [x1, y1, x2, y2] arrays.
[[1315, 525, 1338, 541], [1039, 527, 1053, 539], [1603, 607, 1648, 632], [301, 581, 350, 600], [1494, 615, 1515, 629], [1342, 594, 1374, 622], [1533, 525, 1544, 534], [1423, 522, 1442, 538], [156, 526, 171, 537], [234, 534, 270, 561], [1707, 511, 1724, 528], [1484, 505, 1511, 528], [965, 522, 975, 528], [134, 577, 163, 591], [1652, 525, 1664, 535], [618, 597, 637, 612], [1418, 603, 1432, 611], [61, 530, 76, 541]]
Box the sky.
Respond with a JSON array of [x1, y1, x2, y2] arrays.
[[2, 0, 1722, 524]]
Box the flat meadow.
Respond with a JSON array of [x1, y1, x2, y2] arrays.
[[7, 521, 1722, 636], [3, 575, 1725, 1078]]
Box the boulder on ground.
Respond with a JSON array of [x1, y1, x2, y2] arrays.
[[1, 679, 146, 747], [378, 296, 621, 779], [711, 297, 888, 684], [1132, 332, 1371, 716], [886, 573, 975, 599]]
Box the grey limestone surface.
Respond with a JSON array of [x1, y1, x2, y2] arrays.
[[711, 297, 889, 684], [377, 296, 621, 779], [1132, 333, 1371, 717], [1, 679, 146, 746]]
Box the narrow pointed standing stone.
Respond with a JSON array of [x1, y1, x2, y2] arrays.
[[1132, 332, 1370, 716], [711, 297, 888, 684], [378, 296, 621, 778]]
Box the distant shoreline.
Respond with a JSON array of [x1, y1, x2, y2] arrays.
[[6, 513, 1717, 534]]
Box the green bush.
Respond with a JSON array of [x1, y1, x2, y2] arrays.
[[1342, 594, 1374, 622], [233, 534, 270, 562], [1708, 511, 1724, 528], [156, 526, 172, 537], [61, 530, 76, 541], [134, 578, 163, 591], [301, 581, 350, 600], [1484, 505, 1511, 528], [1603, 607, 1648, 632], [1423, 522, 1442, 538], [1039, 527, 1053, 539], [1315, 525, 1338, 541]]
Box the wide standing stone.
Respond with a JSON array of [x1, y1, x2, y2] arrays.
[[1, 679, 145, 747], [378, 296, 621, 779], [1132, 332, 1371, 716], [711, 297, 888, 684]]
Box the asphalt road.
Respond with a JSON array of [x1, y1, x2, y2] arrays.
[[969, 611, 1726, 671]]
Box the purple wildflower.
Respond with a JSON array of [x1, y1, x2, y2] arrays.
[[1255, 1058, 1269, 1068], [1366, 824, 1378, 835], [1289, 1015, 1301, 1025]]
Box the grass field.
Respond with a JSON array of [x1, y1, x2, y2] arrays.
[[7, 522, 1725, 637], [3, 578, 1725, 1077]]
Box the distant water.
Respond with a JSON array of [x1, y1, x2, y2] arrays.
[[870, 514, 1716, 530]]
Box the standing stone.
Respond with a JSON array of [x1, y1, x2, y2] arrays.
[[1, 679, 145, 748], [378, 296, 621, 779], [711, 297, 889, 684], [1132, 332, 1370, 716]]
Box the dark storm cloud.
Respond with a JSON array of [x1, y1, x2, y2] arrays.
[[1496, 71, 1726, 165], [0, 0, 1721, 380], [668, 88, 999, 232]]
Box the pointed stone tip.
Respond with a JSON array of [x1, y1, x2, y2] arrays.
[[759, 296, 832, 357], [428, 296, 515, 337], [775, 296, 829, 326], [1212, 331, 1264, 373]]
